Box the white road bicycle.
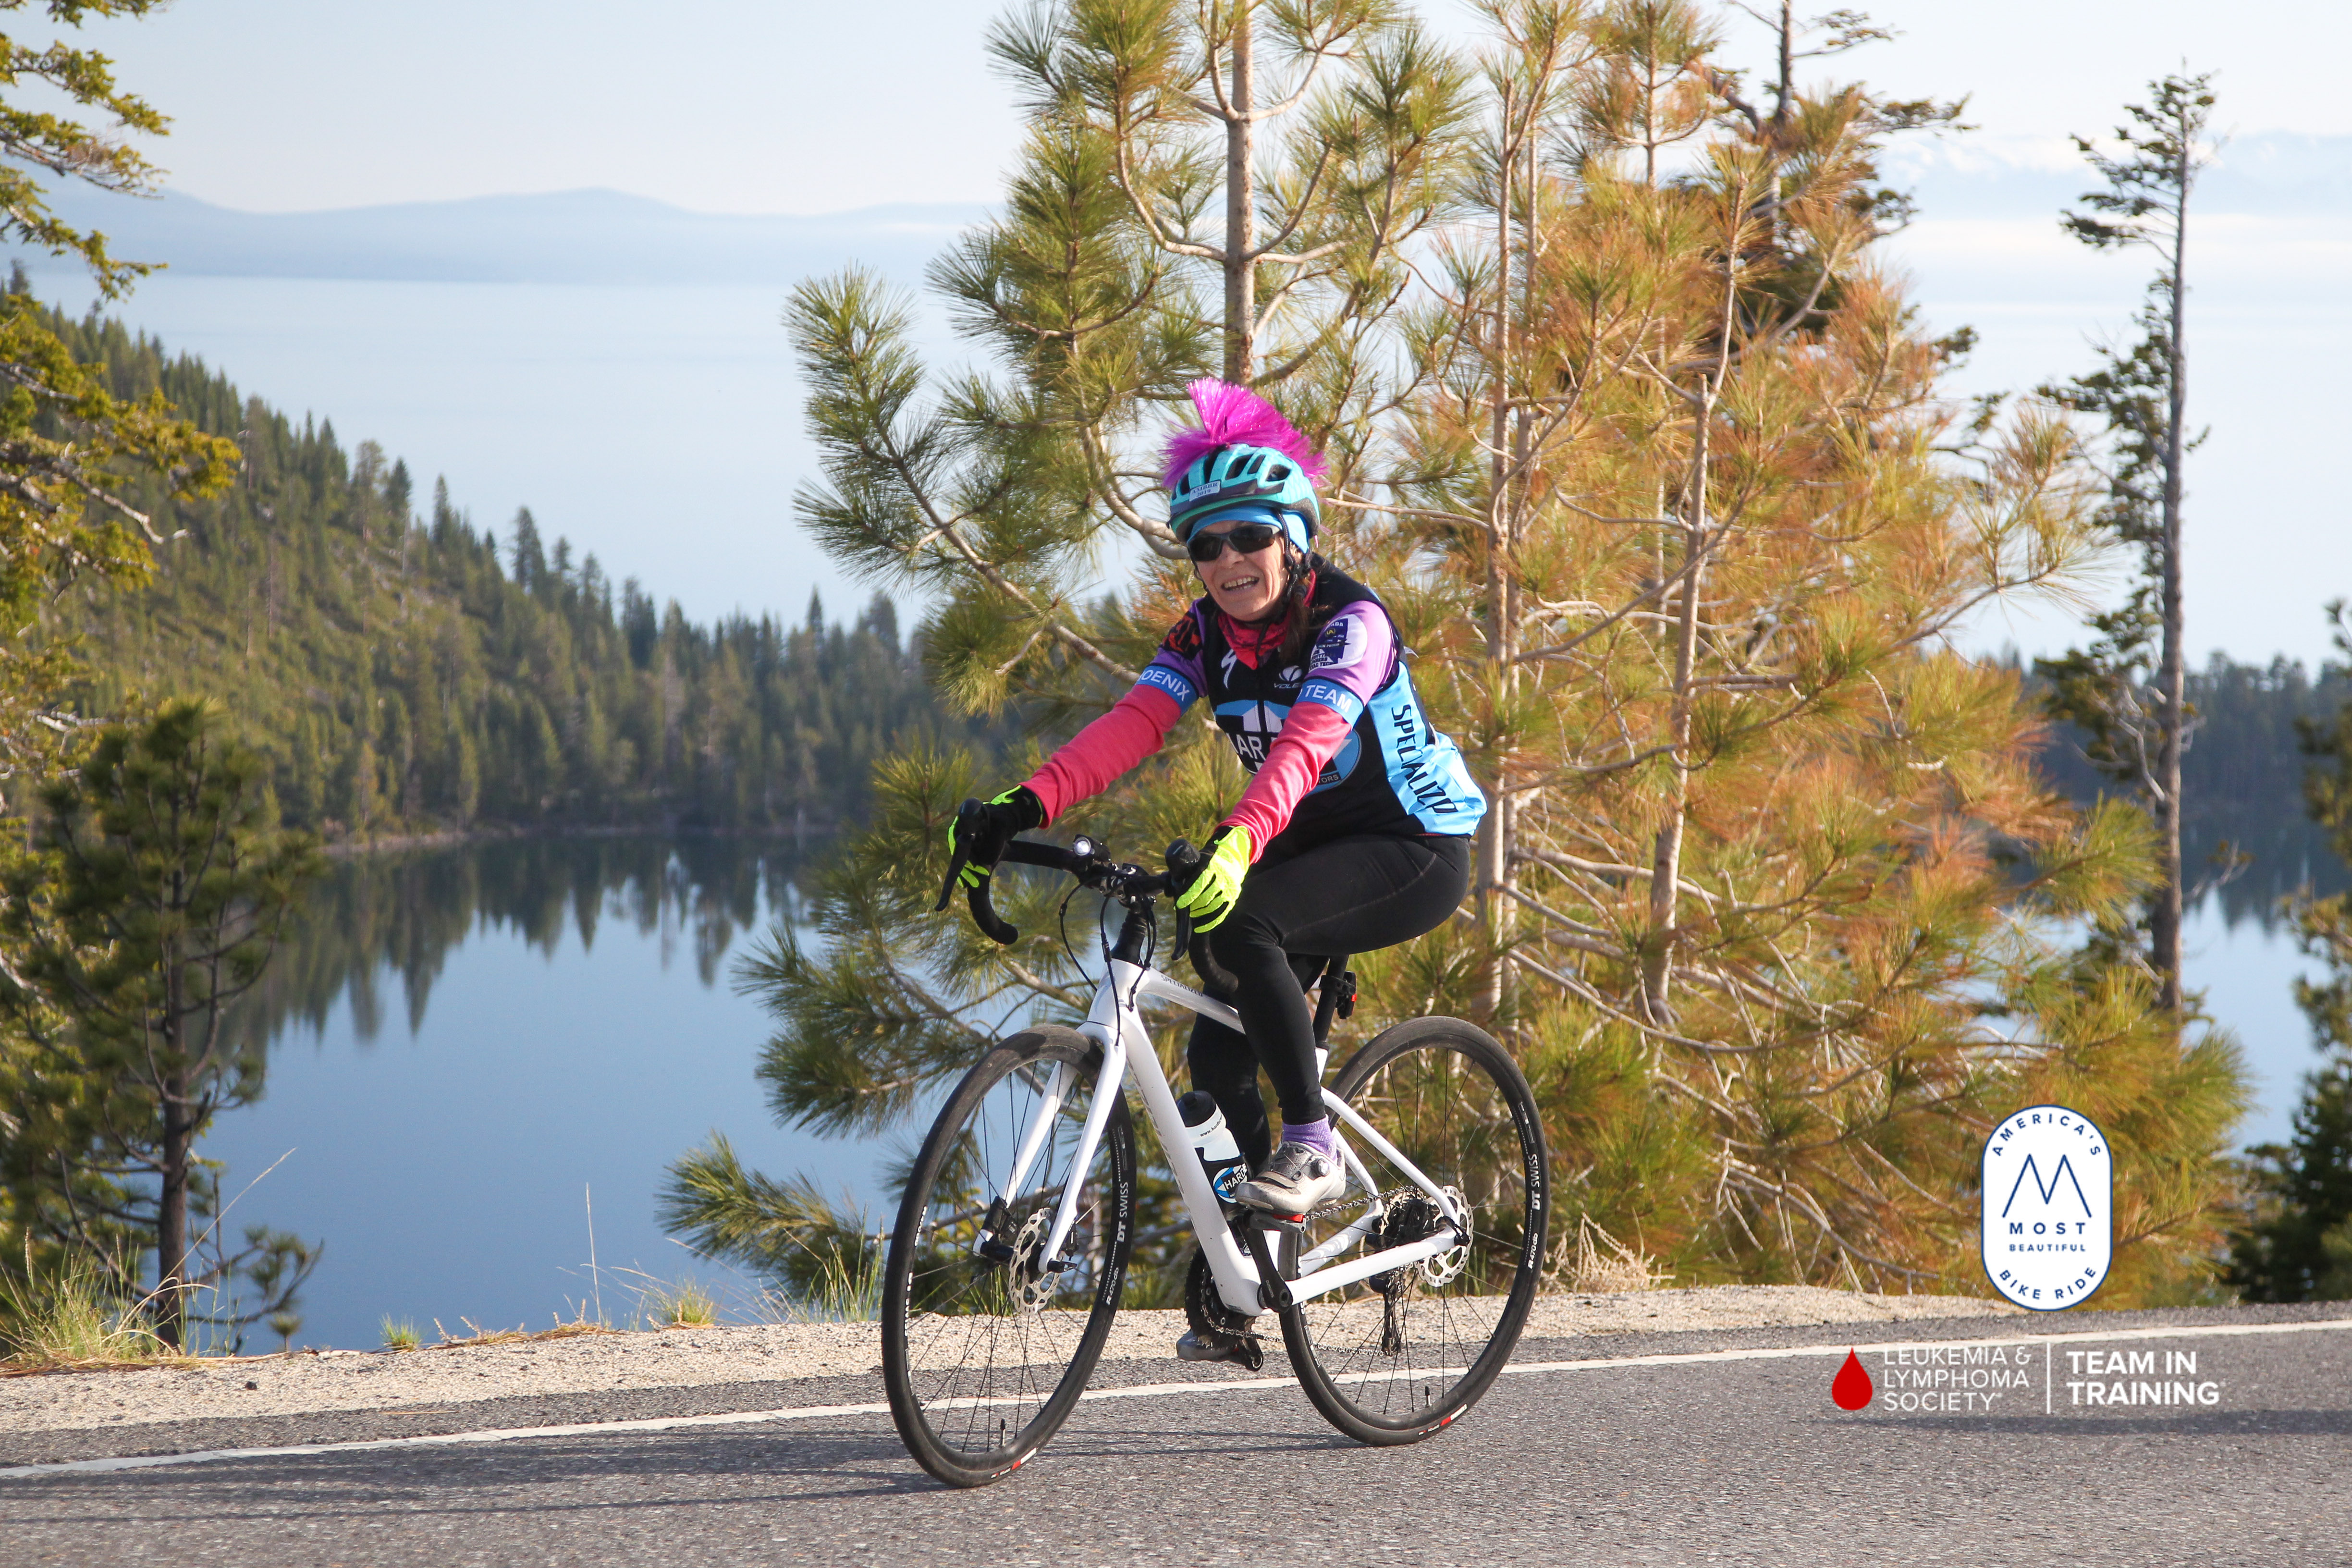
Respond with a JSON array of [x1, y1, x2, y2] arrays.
[[880, 802, 1551, 1487]]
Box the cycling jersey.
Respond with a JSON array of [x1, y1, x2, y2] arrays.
[[1022, 560, 1485, 856]]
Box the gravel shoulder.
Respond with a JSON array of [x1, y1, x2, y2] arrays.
[[1, 1285, 2009, 1439]]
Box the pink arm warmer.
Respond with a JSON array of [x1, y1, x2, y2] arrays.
[[1019, 684, 1184, 824], [1221, 700, 1355, 853]]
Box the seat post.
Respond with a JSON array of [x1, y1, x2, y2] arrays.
[[1310, 954, 1355, 1047]]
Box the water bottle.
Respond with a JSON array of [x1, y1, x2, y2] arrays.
[[1177, 1090, 1247, 1204]]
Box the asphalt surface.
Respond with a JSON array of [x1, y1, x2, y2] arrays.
[[6, 1304, 2348, 1566]]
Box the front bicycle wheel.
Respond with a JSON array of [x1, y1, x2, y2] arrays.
[[881, 1026, 1135, 1487], [1280, 1016, 1548, 1446]]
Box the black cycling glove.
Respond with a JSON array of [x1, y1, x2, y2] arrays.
[[948, 785, 1045, 887]]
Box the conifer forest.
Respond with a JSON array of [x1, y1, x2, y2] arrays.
[[32, 304, 982, 841]]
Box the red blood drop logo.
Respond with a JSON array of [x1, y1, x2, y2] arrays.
[[1831, 1349, 1873, 1410]]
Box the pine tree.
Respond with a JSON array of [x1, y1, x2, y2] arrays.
[[0, 0, 252, 1346], [0, 702, 323, 1347], [1349, 3, 2242, 1297], [2032, 73, 2217, 1012], [2226, 1061, 2352, 1303], [675, 0, 1475, 1298], [2228, 601, 2352, 1302]]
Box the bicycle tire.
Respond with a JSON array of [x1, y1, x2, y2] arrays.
[[1278, 1016, 1549, 1445], [881, 1026, 1135, 1486]]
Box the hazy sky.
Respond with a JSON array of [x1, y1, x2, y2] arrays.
[[58, 0, 2352, 216]]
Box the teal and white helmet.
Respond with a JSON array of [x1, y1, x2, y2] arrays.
[[1162, 379, 1327, 550]]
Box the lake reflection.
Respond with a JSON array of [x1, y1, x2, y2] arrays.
[[206, 835, 888, 1352]]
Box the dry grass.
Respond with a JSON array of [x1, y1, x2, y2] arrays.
[[426, 1311, 622, 1350], [0, 1257, 183, 1376], [637, 1278, 718, 1329], [1559, 1215, 1675, 1294]]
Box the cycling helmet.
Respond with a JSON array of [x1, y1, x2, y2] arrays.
[[1163, 379, 1326, 549]]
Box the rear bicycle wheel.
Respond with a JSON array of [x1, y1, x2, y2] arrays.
[[1280, 1016, 1548, 1445], [881, 1026, 1135, 1486]]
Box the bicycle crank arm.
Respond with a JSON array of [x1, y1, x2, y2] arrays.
[[1244, 1225, 1294, 1312]]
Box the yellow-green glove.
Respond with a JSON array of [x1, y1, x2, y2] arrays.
[[950, 786, 1044, 887], [1175, 824, 1254, 932]]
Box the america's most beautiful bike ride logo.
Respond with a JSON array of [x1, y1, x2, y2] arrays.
[[1981, 1104, 2111, 1310]]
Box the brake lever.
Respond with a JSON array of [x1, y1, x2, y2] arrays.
[[934, 798, 982, 913]]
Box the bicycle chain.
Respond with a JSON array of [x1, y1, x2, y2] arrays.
[[1291, 1184, 1417, 1226]]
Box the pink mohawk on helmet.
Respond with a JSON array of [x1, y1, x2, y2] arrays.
[[1160, 378, 1327, 490]]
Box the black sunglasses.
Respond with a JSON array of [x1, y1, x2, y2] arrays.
[[1185, 521, 1284, 563]]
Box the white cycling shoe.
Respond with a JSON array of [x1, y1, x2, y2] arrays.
[[1233, 1140, 1348, 1219]]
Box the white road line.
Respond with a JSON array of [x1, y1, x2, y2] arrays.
[[5, 1316, 2346, 1482]]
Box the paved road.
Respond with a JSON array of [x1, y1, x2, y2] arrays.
[[8, 1308, 2349, 1566]]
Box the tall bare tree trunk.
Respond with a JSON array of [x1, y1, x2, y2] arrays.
[[1645, 382, 1714, 1023], [156, 1073, 192, 1349], [1478, 88, 1513, 917], [1476, 94, 1522, 1018], [1222, 4, 1256, 381], [1770, 0, 1795, 138], [2151, 137, 2191, 1012]]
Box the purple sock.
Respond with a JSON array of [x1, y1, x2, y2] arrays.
[[1283, 1118, 1337, 1159]]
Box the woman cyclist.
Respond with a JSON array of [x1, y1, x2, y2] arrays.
[[952, 380, 1485, 1305]]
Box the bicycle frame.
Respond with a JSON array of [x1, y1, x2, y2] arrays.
[[1010, 952, 1468, 1322]]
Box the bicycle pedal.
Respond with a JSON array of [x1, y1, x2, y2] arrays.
[[1175, 1329, 1266, 1371], [1176, 1328, 1257, 1365]]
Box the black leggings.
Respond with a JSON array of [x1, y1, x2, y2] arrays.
[[1187, 833, 1471, 1167]]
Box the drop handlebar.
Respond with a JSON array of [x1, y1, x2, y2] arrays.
[[933, 797, 1236, 991]]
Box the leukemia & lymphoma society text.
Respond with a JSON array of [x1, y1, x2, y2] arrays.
[[1869, 1345, 2037, 1412]]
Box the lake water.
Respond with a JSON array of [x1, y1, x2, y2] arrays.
[[202, 835, 2337, 1352], [201, 836, 895, 1352], [20, 267, 970, 632]]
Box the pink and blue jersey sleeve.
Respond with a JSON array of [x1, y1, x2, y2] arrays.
[[1018, 610, 1207, 824], [1135, 605, 1210, 713], [1221, 603, 1397, 852], [1293, 601, 1397, 723]]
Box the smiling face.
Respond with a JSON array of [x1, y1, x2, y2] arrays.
[[1192, 520, 1289, 622]]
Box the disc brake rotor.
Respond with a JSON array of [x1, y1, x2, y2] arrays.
[[1009, 1206, 1061, 1313], [1420, 1185, 1471, 1287]]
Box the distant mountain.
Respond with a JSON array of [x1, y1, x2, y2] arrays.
[[18, 186, 990, 285], [14, 133, 2337, 287], [1887, 131, 2352, 221]]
